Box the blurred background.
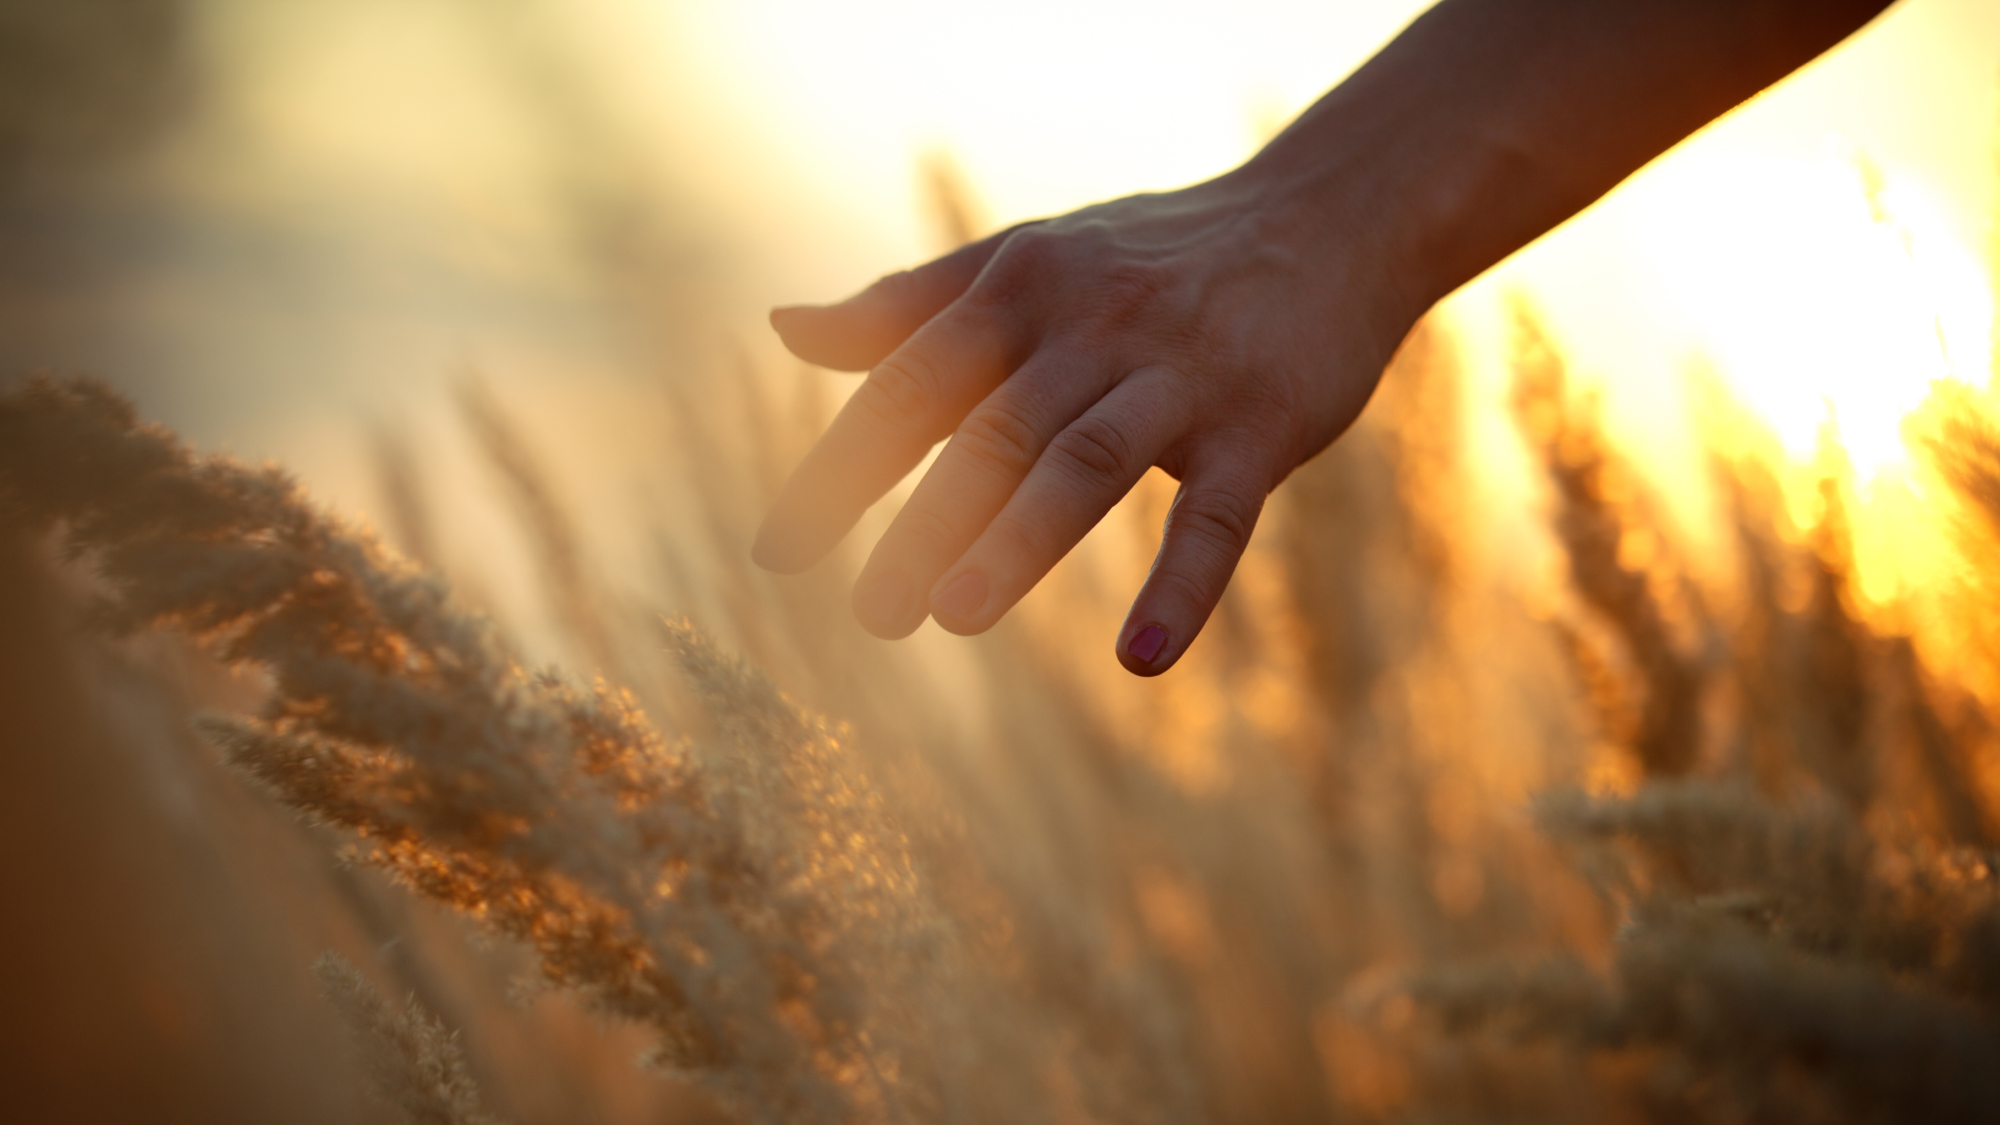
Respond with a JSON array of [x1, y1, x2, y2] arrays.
[[3, 0, 1995, 629], [4, 0, 1999, 1121]]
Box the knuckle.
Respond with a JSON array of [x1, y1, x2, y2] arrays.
[[869, 268, 920, 305], [1095, 261, 1172, 314], [1172, 489, 1259, 557], [983, 511, 1047, 561], [977, 228, 1061, 302], [1047, 414, 1137, 483], [997, 225, 1059, 270], [858, 354, 942, 426], [892, 503, 960, 553], [957, 404, 1043, 475], [1153, 566, 1213, 612]]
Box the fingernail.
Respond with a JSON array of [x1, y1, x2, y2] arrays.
[[932, 570, 988, 622], [854, 572, 913, 629], [751, 524, 797, 573], [750, 529, 781, 570], [1126, 623, 1169, 665]]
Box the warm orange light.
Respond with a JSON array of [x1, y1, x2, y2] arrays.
[[1626, 150, 1990, 478]]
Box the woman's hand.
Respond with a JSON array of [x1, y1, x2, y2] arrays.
[[753, 166, 1425, 675], [751, 0, 1893, 675]]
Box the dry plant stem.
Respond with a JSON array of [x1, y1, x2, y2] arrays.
[[1410, 782, 2000, 1123], [1796, 469, 1873, 807], [918, 150, 982, 252], [0, 377, 928, 1125], [373, 422, 439, 568], [1511, 316, 1704, 776], [1717, 431, 1993, 842], [317, 953, 506, 1125], [1924, 397, 2000, 547], [457, 377, 623, 682]]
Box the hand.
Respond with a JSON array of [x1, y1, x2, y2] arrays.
[[749, 0, 1892, 677], [753, 164, 1426, 675]]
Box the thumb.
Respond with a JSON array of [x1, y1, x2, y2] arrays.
[[770, 222, 1027, 372]]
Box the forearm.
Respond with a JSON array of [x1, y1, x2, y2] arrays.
[[1237, 0, 1895, 312]]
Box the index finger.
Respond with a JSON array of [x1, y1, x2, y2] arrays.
[[752, 301, 1025, 573], [770, 224, 1025, 372]]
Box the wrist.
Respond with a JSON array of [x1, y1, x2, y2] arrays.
[[1227, 0, 1898, 332], [1220, 100, 1448, 350]]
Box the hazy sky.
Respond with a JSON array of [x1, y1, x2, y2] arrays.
[[35, 0, 1983, 655], [646, 0, 1998, 607], [177, 0, 2000, 465]]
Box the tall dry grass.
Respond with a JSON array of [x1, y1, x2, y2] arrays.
[[7, 228, 2000, 1125]]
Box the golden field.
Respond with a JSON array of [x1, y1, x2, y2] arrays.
[[5, 2, 2000, 1122]]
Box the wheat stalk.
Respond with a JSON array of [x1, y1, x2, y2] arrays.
[[316, 953, 506, 1125], [0, 375, 932, 1125]]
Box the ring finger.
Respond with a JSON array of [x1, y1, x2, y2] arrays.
[[850, 348, 1119, 638], [924, 365, 1191, 636]]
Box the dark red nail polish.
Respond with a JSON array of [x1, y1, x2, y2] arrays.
[[933, 570, 987, 621], [1127, 623, 1168, 664]]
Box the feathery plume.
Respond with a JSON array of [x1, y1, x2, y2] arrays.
[[0, 376, 931, 1125], [316, 953, 505, 1125]]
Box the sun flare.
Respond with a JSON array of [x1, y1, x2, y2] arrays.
[[1633, 149, 1991, 478]]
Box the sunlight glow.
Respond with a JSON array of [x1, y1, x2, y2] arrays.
[[1632, 150, 1992, 478], [662, 0, 1998, 499], [188, 0, 2000, 645]]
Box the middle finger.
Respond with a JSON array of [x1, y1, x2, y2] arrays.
[[850, 347, 1118, 638]]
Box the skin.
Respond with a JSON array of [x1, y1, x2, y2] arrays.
[[753, 0, 1896, 675]]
